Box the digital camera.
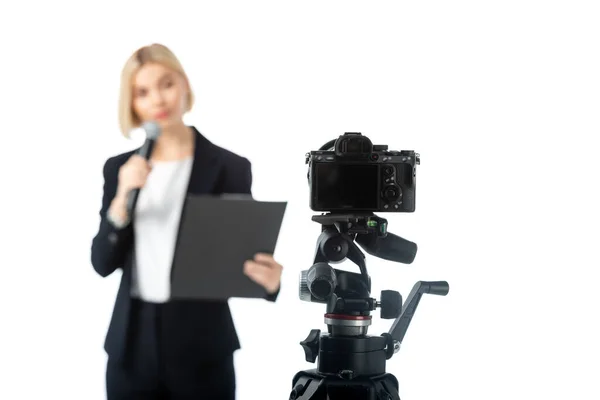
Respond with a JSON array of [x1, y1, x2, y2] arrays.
[[306, 132, 419, 213]]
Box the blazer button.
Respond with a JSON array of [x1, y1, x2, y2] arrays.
[[108, 232, 118, 244]]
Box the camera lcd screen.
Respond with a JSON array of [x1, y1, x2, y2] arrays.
[[314, 163, 379, 210]]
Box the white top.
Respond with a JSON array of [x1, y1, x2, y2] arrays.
[[130, 156, 194, 303]]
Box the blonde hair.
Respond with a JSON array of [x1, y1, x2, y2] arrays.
[[118, 43, 195, 137]]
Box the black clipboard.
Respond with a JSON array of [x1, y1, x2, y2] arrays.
[[170, 194, 287, 300]]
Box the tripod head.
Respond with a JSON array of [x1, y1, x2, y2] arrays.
[[298, 212, 448, 364]]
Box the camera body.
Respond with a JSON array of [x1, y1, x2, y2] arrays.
[[306, 132, 419, 213]]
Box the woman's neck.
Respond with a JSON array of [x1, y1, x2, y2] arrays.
[[151, 122, 195, 161]]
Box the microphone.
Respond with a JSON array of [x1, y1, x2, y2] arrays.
[[126, 121, 162, 216], [355, 231, 418, 264]]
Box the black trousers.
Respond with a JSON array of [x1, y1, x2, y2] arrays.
[[106, 299, 236, 400]]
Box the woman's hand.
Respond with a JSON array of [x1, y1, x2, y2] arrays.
[[243, 253, 283, 294], [116, 154, 153, 199], [108, 155, 153, 223]]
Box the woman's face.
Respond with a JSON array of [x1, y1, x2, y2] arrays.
[[131, 62, 189, 129]]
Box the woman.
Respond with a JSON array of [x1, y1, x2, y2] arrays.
[[91, 43, 283, 400]]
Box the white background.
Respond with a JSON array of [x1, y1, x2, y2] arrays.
[[1, 1, 599, 399]]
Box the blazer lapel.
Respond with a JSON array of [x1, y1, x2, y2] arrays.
[[186, 126, 222, 195]]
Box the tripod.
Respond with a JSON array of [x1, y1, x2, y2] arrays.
[[288, 213, 449, 400]]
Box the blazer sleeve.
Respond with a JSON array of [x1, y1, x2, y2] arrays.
[[238, 156, 253, 195], [90, 157, 134, 277]]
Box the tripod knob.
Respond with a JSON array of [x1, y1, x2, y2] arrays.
[[299, 270, 312, 302], [380, 290, 402, 319], [299, 329, 321, 363]]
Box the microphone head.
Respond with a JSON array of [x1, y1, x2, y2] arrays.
[[141, 121, 162, 140]]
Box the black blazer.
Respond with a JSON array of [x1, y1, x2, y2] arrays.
[[91, 126, 278, 365]]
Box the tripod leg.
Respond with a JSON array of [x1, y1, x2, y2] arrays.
[[374, 374, 401, 400], [290, 372, 401, 400], [290, 374, 327, 400]]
